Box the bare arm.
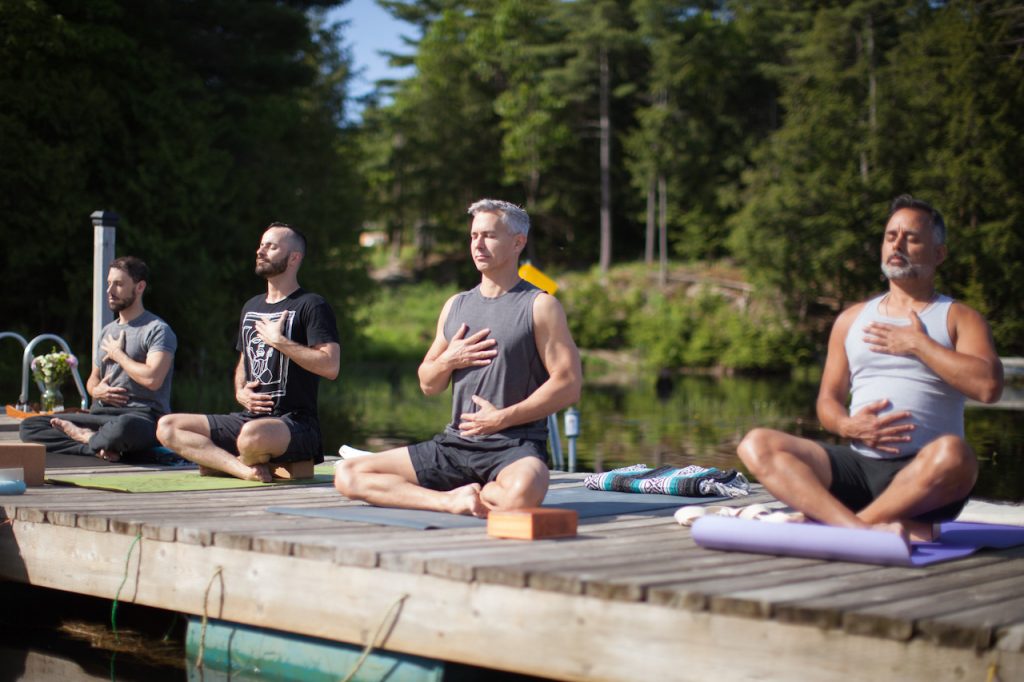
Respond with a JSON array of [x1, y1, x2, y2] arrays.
[[861, 302, 1003, 403], [816, 304, 915, 454], [417, 295, 498, 396], [458, 294, 582, 437], [99, 331, 173, 391], [253, 315, 341, 380]]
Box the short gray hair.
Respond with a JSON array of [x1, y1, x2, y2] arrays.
[[467, 199, 530, 237], [888, 194, 946, 245]]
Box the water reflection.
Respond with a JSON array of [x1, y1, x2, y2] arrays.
[[321, 364, 1023, 502]]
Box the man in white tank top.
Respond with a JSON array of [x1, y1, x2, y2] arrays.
[[738, 195, 1003, 541], [335, 200, 582, 517]]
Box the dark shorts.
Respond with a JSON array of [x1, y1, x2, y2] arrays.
[[408, 432, 547, 492], [821, 442, 969, 523], [206, 412, 324, 464]]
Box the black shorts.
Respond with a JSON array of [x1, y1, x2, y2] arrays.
[[821, 442, 969, 523], [408, 432, 547, 491], [206, 412, 324, 464]]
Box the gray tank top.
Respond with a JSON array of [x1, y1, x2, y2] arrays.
[[845, 294, 964, 459], [443, 280, 549, 442]]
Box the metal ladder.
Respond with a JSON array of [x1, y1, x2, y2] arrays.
[[2, 332, 89, 411]]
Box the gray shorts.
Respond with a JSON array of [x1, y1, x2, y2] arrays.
[[207, 412, 324, 464], [408, 432, 547, 491], [821, 442, 969, 523]]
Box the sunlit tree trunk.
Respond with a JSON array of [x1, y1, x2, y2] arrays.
[[658, 173, 667, 287], [645, 174, 655, 264], [599, 45, 612, 274]]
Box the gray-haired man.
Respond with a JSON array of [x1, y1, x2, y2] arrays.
[[335, 199, 582, 516]]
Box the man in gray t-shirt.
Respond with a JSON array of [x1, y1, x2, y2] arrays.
[[335, 200, 582, 517], [20, 256, 177, 462]]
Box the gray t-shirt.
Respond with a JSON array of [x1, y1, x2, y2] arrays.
[[845, 294, 964, 459], [442, 280, 549, 442], [94, 310, 177, 414]]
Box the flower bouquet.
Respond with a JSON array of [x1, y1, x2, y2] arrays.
[[31, 347, 78, 412]]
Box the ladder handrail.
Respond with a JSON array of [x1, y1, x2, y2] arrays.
[[18, 334, 89, 411], [2, 331, 46, 397]]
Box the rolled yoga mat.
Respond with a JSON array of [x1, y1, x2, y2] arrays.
[[690, 515, 1024, 566]]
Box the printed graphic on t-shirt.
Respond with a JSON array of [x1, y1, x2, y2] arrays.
[[242, 311, 295, 397]]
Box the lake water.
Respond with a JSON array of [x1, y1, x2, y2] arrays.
[[326, 362, 1024, 503]]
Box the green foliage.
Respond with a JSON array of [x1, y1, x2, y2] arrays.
[[0, 0, 368, 379], [627, 290, 807, 372], [560, 263, 807, 371], [560, 273, 634, 349], [353, 281, 459, 362]]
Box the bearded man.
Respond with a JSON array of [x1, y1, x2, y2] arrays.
[[20, 256, 177, 462], [157, 223, 340, 481], [737, 195, 1003, 541]]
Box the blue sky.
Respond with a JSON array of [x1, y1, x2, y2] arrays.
[[327, 0, 417, 99]]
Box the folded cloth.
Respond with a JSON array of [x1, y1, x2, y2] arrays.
[[584, 463, 750, 498]]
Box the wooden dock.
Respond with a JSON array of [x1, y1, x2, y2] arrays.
[[1, 420, 1023, 680]]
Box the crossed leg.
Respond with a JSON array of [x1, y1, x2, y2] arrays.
[[157, 414, 291, 482], [737, 428, 976, 540], [335, 449, 549, 517], [50, 418, 120, 462]]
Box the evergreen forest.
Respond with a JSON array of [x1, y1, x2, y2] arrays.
[[2, 0, 1022, 383]]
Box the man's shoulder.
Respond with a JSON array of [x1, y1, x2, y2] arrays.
[[136, 310, 173, 331], [289, 289, 333, 309]]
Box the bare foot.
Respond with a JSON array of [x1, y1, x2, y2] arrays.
[[95, 449, 121, 463], [249, 464, 273, 483], [902, 520, 939, 543], [199, 463, 272, 483], [869, 521, 910, 545], [50, 418, 95, 445], [446, 483, 488, 517]]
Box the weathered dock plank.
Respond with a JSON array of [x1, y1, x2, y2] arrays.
[[0, 465, 1022, 681], [2, 517, 1021, 682]]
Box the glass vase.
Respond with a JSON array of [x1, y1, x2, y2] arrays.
[[41, 382, 64, 413]]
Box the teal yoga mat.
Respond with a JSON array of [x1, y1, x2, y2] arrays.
[[268, 487, 724, 530]]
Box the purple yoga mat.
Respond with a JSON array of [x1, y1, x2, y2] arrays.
[[690, 516, 1024, 566]]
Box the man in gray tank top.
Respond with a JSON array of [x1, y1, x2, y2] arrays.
[[335, 199, 582, 517], [737, 195, 1003, 541], [20, 256, 177, 462]]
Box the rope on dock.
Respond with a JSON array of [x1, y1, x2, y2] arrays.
[[195, 565, 224, 670], [110, 531, 142, 643], [340, 593, 410, 682]]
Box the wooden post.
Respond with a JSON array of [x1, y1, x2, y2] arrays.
[[91, 211, 117, 359]]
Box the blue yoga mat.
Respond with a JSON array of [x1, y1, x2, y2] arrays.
[[691, 516, 1024, 566], [269, 486, 723, 530]]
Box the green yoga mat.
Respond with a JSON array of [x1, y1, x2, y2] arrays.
[[47, 463, 336, 493]]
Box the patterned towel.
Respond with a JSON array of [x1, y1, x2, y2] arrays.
[[584, 463, 750, 498]]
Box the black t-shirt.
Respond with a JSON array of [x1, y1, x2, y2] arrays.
[[235, 288, 339, 420]]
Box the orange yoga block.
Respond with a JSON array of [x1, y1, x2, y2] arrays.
[[0, 443, 46, 486], [487, 508, 578, 540]]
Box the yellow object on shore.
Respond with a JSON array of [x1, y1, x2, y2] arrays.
[[519, 263, 558, 295]]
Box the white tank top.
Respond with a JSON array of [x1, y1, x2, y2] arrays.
[[845, 294, 964, 459]]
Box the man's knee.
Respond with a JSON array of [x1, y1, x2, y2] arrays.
[[236, 420, 288, 458], [737, 428, 781, 473], [494, 458, 549, 508], [156, 414, 185, 446], [334, 459, 359, 497], [919, 435, 977, 490]]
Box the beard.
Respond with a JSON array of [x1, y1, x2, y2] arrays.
[[108, 290, 137, 312], [881, 251, 926, 280], [255, 253, 290, 278]]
